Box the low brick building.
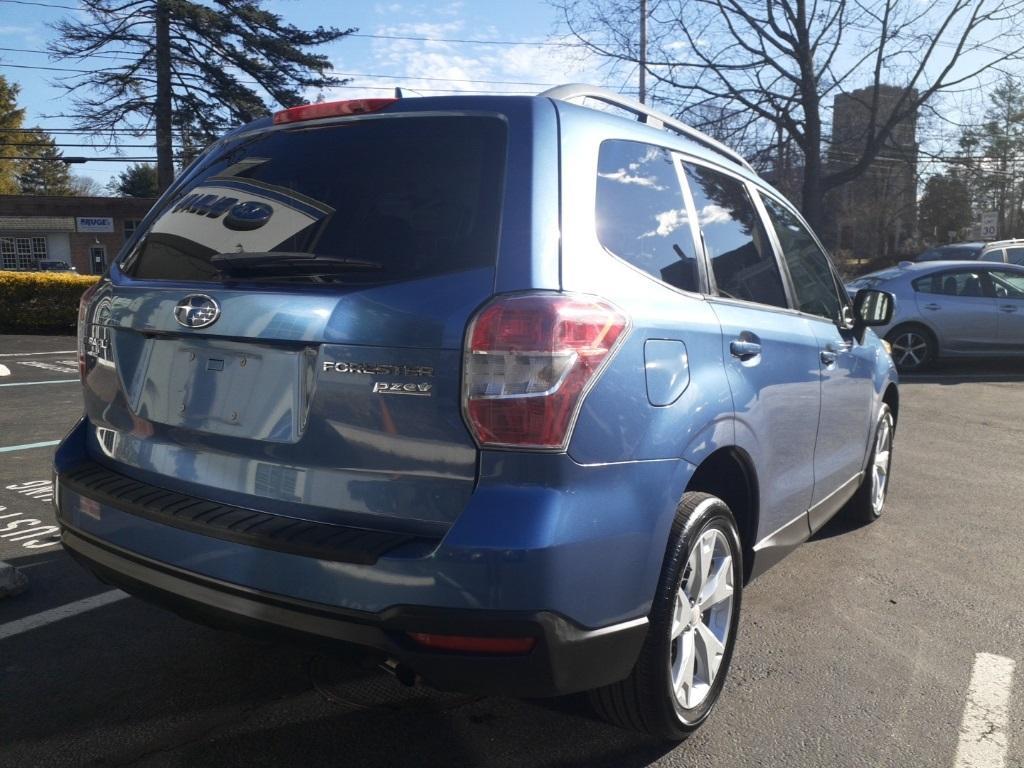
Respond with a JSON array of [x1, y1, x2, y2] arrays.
[[0, 195, 157, 274]]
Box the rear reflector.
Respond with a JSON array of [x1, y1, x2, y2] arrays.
[[407, 633, 537, 654], [272, 98, 398, 124], [462, 293, 628, 450], [76, 281, 101, 380]]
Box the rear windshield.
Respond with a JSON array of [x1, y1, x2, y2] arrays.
[[918, 245, 982, 261], [121, 116, 507, 284]]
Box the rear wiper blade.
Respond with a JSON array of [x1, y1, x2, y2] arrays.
[[210, 251, 384, 275]]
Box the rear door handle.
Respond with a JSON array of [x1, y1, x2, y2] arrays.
[[730, 340, 761, 360], [1000, 304, 1019, 313], [923, 303, 941, 310], [820, 350, 837, 366]]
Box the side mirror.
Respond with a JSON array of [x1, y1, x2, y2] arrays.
[[853, 289, 894, 327]]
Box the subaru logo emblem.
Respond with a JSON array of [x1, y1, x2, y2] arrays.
[[174, 294, 220, 329], [224, 201, 274, 231]]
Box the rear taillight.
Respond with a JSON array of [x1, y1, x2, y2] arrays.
[[462, 293, 628, 450], [77, 282, 100, 380]]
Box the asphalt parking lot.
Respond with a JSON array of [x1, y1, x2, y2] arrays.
[[1, 334, 1022, 768]]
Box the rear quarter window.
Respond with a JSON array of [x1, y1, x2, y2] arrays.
[[595, 140, 700, 293]]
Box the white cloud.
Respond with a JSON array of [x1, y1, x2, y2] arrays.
[[598, 168, 666, 189], [698, 204, 732, 227], [319, 4, 604, 101], [643, 208, 688, 238]]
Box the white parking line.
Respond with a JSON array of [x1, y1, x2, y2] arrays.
[[0, 590, 129, 641], [0, 440, 60, 454], [954, 652, 1017, 768], [0, 379, 78, 388], [0, 350, 76, 358]]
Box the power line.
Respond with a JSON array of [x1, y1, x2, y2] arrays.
[[0, 46, 561, 86], [0, 0, 578, 47], [0, 127, 160, 134], [2, 155, 157, 161], [0, 141, 157, 147], [348, 32, 575, 47], [0, 61, 538, 92], [0, 0, 86, 8]]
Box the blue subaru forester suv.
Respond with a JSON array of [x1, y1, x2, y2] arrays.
[[55, 85, 898, 739]]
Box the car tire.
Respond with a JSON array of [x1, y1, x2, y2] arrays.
[[886, 324, 935, 372], [589, 492, 743, 740], [844, 403, 895, 524]]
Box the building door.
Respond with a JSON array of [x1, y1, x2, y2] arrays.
[[89, 245, 107, 274]]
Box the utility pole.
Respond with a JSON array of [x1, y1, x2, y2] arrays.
[[639, 0, 647, 105], [154, 0, 174, 193]]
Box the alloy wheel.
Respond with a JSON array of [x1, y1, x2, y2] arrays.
[[670, 528, 735, 710], [871, 413, 894, 514], [890, 331, 928, 369]]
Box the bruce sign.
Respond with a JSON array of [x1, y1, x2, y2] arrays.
[[76, 217, 114, 233]]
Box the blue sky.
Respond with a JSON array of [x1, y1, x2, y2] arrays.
[[0, 0, 1012, 190], [0, 0, 611, 188]]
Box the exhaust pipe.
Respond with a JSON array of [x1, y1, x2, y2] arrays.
[[379, 657, 418, 687]]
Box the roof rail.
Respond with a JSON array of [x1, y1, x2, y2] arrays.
[[539, 83, 755, 173]]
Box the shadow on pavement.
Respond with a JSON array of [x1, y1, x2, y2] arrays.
[[808, 511, 867, 542], [900, 358, 1024, 384], [0, 549, 676, 768]]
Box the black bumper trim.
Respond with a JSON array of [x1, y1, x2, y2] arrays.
[[61, 526, 649, 697], [60, 461, 439, 565]]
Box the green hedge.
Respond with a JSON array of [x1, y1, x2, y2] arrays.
[[0, 271, 100, 333]]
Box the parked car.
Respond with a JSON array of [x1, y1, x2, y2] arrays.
[[55, 85, 898, 740], [978, 239, 1024, 266], [914, 242, 985, 261], [847, 261, 1024, 371], [36, 260, 76, 272]]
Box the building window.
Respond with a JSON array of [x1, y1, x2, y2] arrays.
[[1, 236, 47, 270], [124, 219, 142, 242]]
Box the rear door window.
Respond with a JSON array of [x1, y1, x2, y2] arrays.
[[682, 163, 788, 308], [595, 140, 699, 293], [121, 116, 507, 284], [1007, 247, 1024, 266], [981, 249, 1005, 263], [761, 195, 843, 321]]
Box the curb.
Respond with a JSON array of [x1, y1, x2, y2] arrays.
[[0, 560, 29, 598]]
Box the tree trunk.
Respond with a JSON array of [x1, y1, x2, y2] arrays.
[[800, 99, 824, 233], [154, 0, 174, 193], [801, 150, 823, 233]]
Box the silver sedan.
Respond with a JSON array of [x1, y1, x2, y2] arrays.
[[846, 261, 1024, 371]]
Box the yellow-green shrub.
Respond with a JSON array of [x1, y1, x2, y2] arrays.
[[0, 271, 100, 333]]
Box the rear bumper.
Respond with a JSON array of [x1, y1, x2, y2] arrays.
[[54, 418, 694, 696], [62, 526, 647, 697]]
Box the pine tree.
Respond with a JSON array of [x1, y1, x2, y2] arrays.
[[0, 75, 27, 195], [108, 163, 159, 197], [17, 129, 73, 195], [919, 172, 972, 243], [49, 0, 354, 192]]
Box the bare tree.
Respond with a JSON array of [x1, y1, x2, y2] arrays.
[[555, 0, 1024, 231]]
